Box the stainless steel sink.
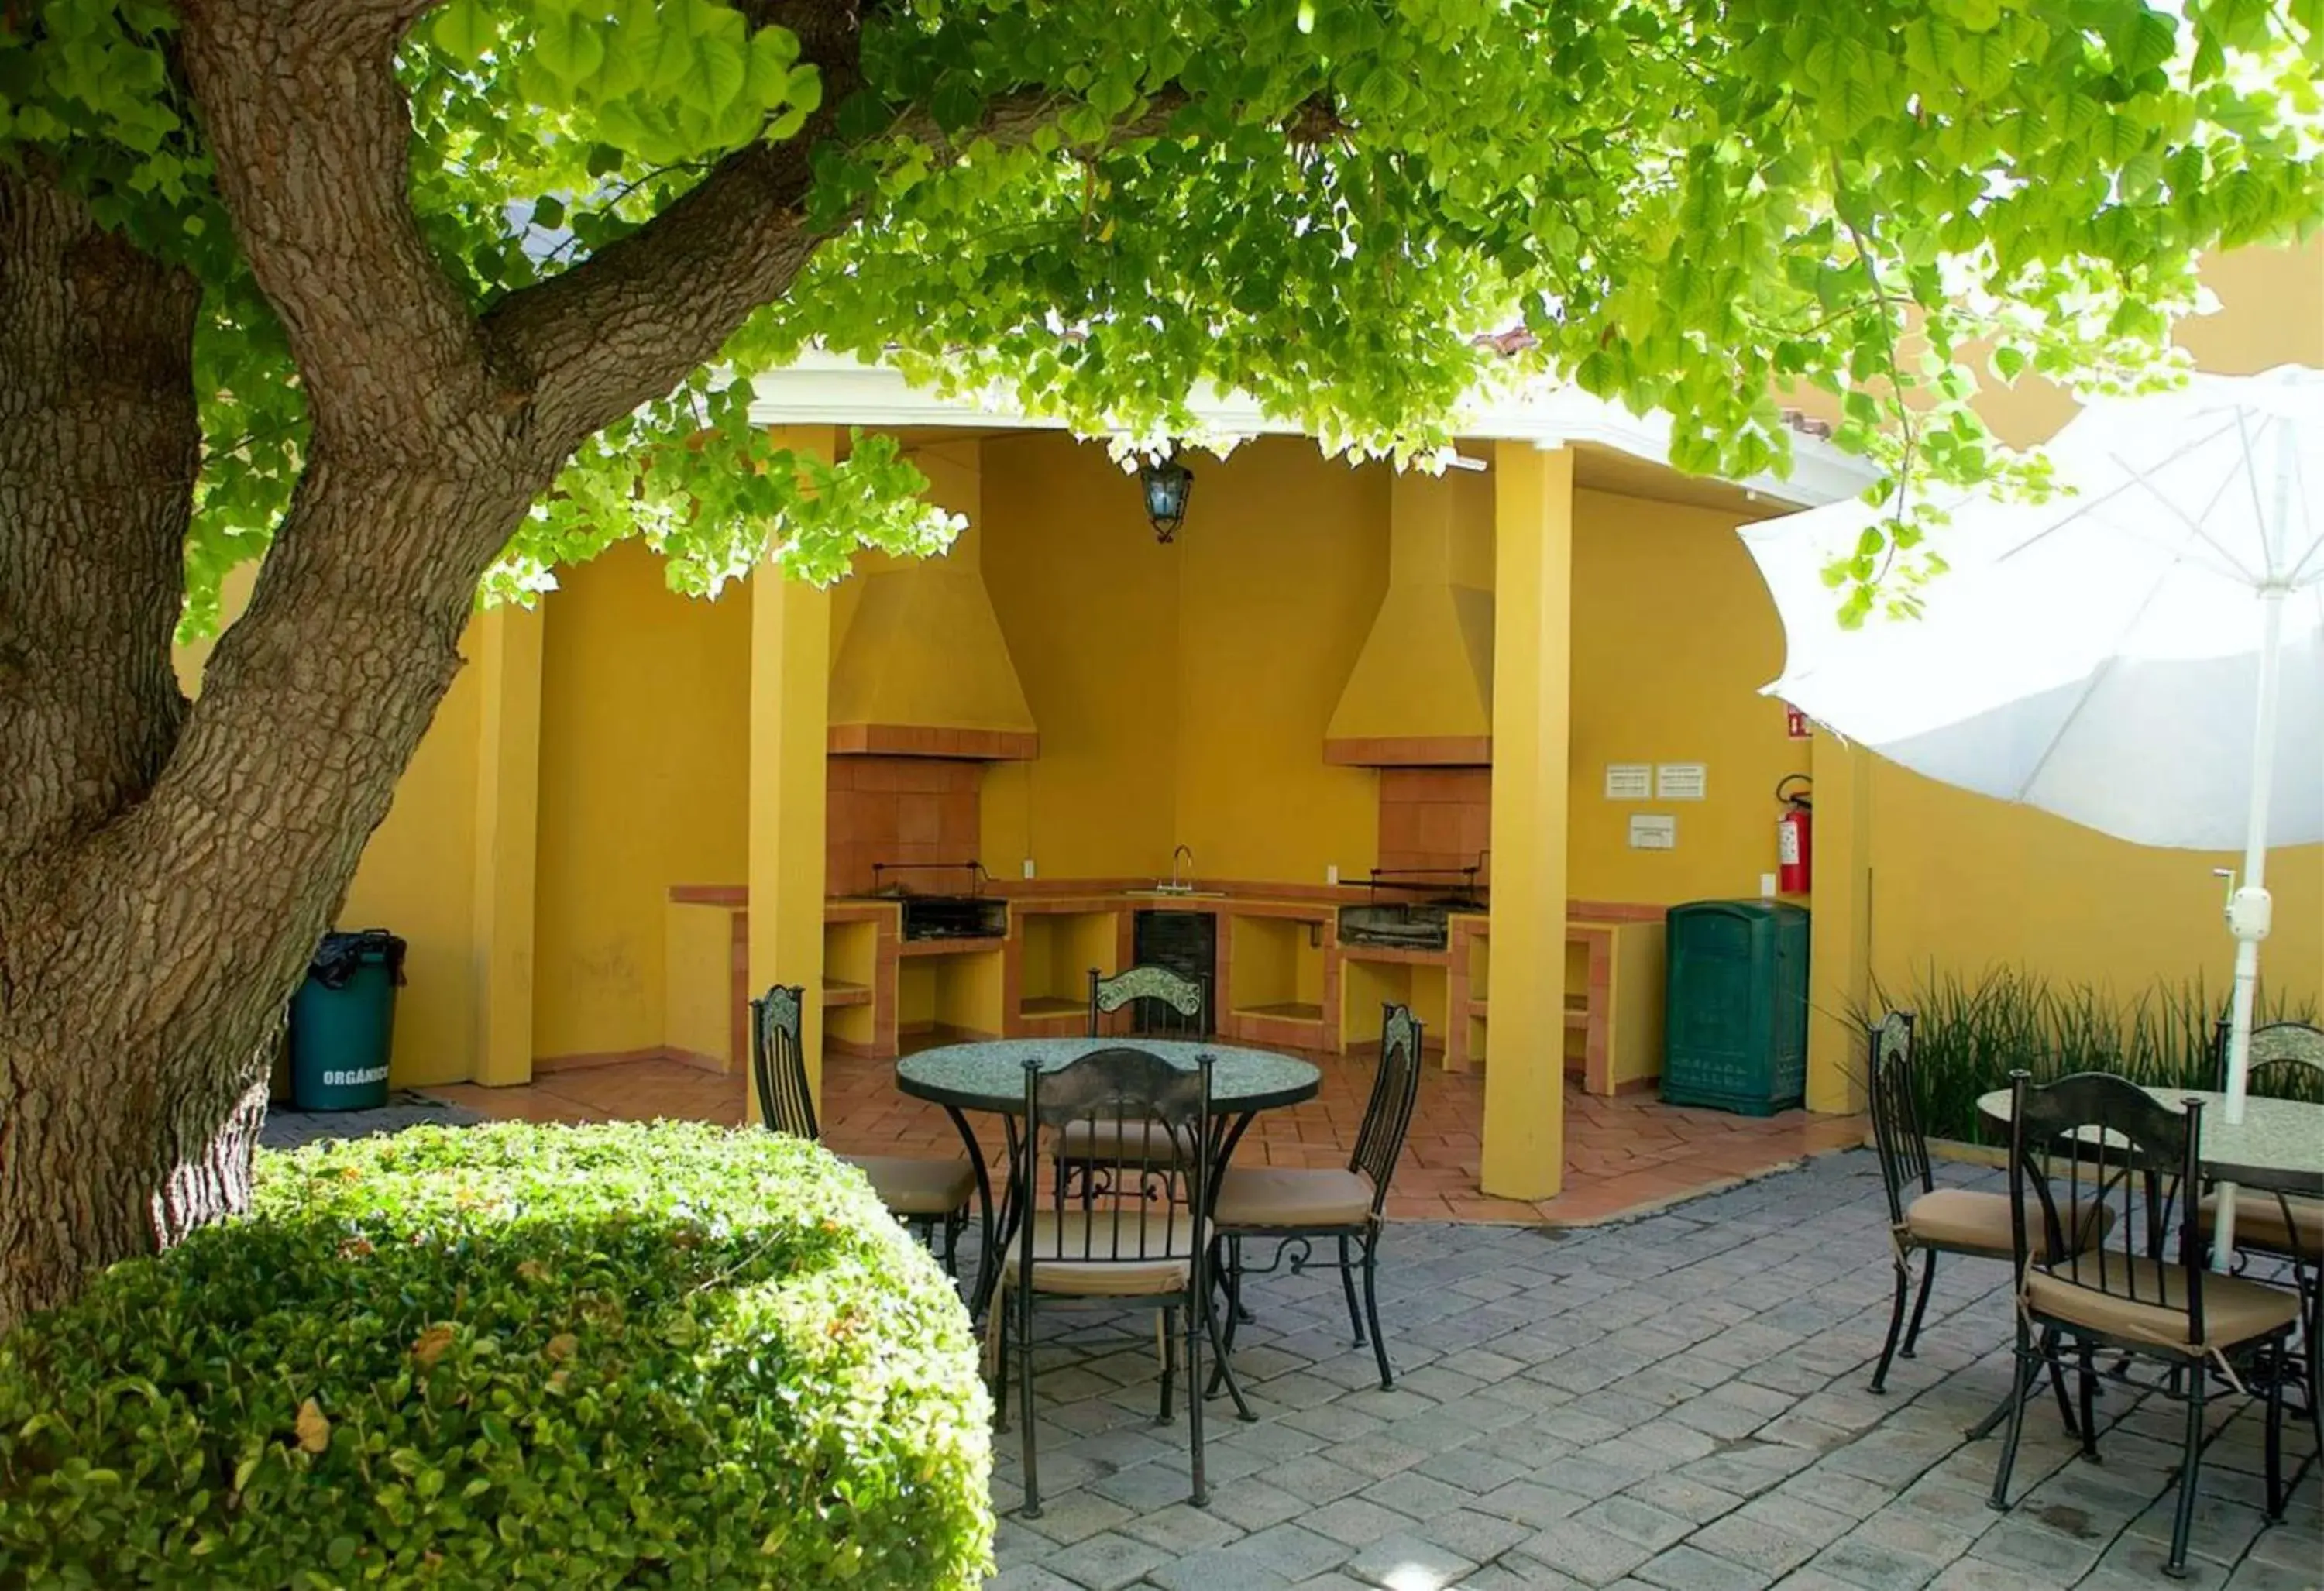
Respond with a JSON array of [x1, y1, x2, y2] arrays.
[[1123, 886, 1227, 899]]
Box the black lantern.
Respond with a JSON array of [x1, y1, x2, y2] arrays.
[[1140, 456, 1194, 543]]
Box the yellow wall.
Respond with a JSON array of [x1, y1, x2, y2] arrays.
[[1174, 438, 1387, 884], [1567, 486, 1797, 908], [533, 542, 752, 1060], [1867, 773, 2322, 1005], [975, 432, 1387, 885], [978, 434, 1184, 879], [662, 903, 735, 1067]]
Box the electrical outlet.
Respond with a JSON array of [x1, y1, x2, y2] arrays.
[[1759, 872, 1779, 899], [1021, 858, 1036, 879], [1326, 864, 1339, 885]]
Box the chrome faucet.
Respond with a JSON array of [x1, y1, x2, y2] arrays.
[[1171, 844, 1195, 891]]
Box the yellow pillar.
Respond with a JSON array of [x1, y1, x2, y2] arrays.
[[469, 604, 543, 1086], [1483, 443, 1574, 1200], [1806, 734, 1873, 1112], [748, 427, 838, 1122]]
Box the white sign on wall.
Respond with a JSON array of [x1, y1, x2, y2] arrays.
[[1628, 815, 1677, 850], [1604, 763, 1652, 800], [1655, 762, 1708, 800]]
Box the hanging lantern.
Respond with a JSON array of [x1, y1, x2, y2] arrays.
[[1139, 456, 1194, 543]]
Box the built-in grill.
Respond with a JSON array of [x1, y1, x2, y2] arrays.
[[869, 861, 1009, 942], [898, 895, 1008, 941], [1336, 863, 1486, 954], [1338, 902, 1457, 951]]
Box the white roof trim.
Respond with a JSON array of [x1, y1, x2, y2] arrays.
[[745, 349, 1879, 509]]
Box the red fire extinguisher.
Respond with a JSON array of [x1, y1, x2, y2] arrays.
[[1776, 775, 1813, 895]]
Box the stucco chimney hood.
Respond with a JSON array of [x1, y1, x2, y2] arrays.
[[828, 516, 1038, 761], [1325, 469, 1494, 766]]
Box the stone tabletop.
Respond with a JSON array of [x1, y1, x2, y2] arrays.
[[899, 1039, 1322, 1115], [1976, 1086, 2324, 1196]]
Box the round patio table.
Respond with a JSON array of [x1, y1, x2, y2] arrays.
[[1973, 1087, 2324, 1198], [898, 1039, 1321, 1318], [1967, 1086, 2324, 1452]]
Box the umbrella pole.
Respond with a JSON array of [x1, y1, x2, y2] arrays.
[[2210, 578, 2288, 1272]]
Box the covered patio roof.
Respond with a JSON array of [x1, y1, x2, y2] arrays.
[[746, 350, 1882, 513]]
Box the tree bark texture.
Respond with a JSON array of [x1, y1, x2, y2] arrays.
[[0, 163, 220, 1329], [1, 0, 1078, 1332]]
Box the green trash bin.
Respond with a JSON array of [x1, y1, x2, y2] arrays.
[[1660, 900, 1810, 1116], [289, 930, 405, 1111]]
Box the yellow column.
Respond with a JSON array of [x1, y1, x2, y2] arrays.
[[469, 604, 544, 1086], [1806, 734, 1873, 1112], [748, 427, 838, 1122], [1483, 443, 1574, 1200]]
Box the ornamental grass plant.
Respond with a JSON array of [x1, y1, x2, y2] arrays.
[[1866, 966, 2319, 1146]]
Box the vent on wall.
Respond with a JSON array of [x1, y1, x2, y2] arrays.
[[1325, 468, 1494, 767]]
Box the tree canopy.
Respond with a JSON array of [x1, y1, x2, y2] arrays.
[[8, 0, 2321, 623]]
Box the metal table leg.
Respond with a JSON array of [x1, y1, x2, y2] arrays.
[[938, 1103, 1002, 1321]]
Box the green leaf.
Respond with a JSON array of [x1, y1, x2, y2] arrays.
[[533, 8, 607, 88], [696, 33, 748, 115], [430, 0, 493, 62], [2109, 5, 2179, 75]]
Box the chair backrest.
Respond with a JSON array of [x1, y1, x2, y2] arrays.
[[1349, 1004, 1425, 1216], [2004, 1070, 2205, 1344], [748, 984, 819, 1140], [1022, 1046, 1213, 1265], [1864, 1010, 1930, 1222], [2221, 1020, 2324, 1104], [1088, 964, 1208, 1039]]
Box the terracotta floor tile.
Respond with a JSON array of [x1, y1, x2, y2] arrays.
[[431, 1048, 1865, 1231]]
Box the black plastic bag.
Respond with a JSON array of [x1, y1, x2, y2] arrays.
[[308, 929, 407, 990]]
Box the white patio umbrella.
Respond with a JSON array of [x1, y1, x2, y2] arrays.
[[1741, 365, 2323, 1266]]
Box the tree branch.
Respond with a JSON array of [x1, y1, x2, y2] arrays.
[[480, 136, 830, 457], [174, 0, 497, 457]]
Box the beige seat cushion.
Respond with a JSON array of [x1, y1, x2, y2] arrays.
[[1214, 1167, 1375, 1230], [1002, 1211, 1204, 1297], [2195, 1191, 2323, 1261], [1057, 1119, 1185, 1165], [844, 1153, 975, 1217], [1905, 1188, 2113, 1259], [2024, 1255, 2301, 1352]]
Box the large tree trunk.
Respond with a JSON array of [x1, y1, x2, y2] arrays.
[[0, 163, 219, 1329], [1, 0, 865, 1334], [0, 160, 544, 1332]]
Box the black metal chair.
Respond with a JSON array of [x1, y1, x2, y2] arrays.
[[1989, 1070, 2302, 1577], [1865, 1010, 2111, 1396], [994, 1046, 1231, 1517], [2196, 1019, 2324, 1459], [749, 985, 975, 1269], [1210, 1003, 1424, 1391], [1055, 965, 1209, 1196], [1089, 964, 1209, 1039]]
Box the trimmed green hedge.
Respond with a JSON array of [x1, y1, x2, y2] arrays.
[[0, 1122, 993, 1589]]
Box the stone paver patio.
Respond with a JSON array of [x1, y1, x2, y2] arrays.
[[979, 1153, 2323, 1591]]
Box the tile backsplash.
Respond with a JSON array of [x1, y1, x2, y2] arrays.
[[1377, 767, 1491, 885], [827, 757, 982, 897]]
